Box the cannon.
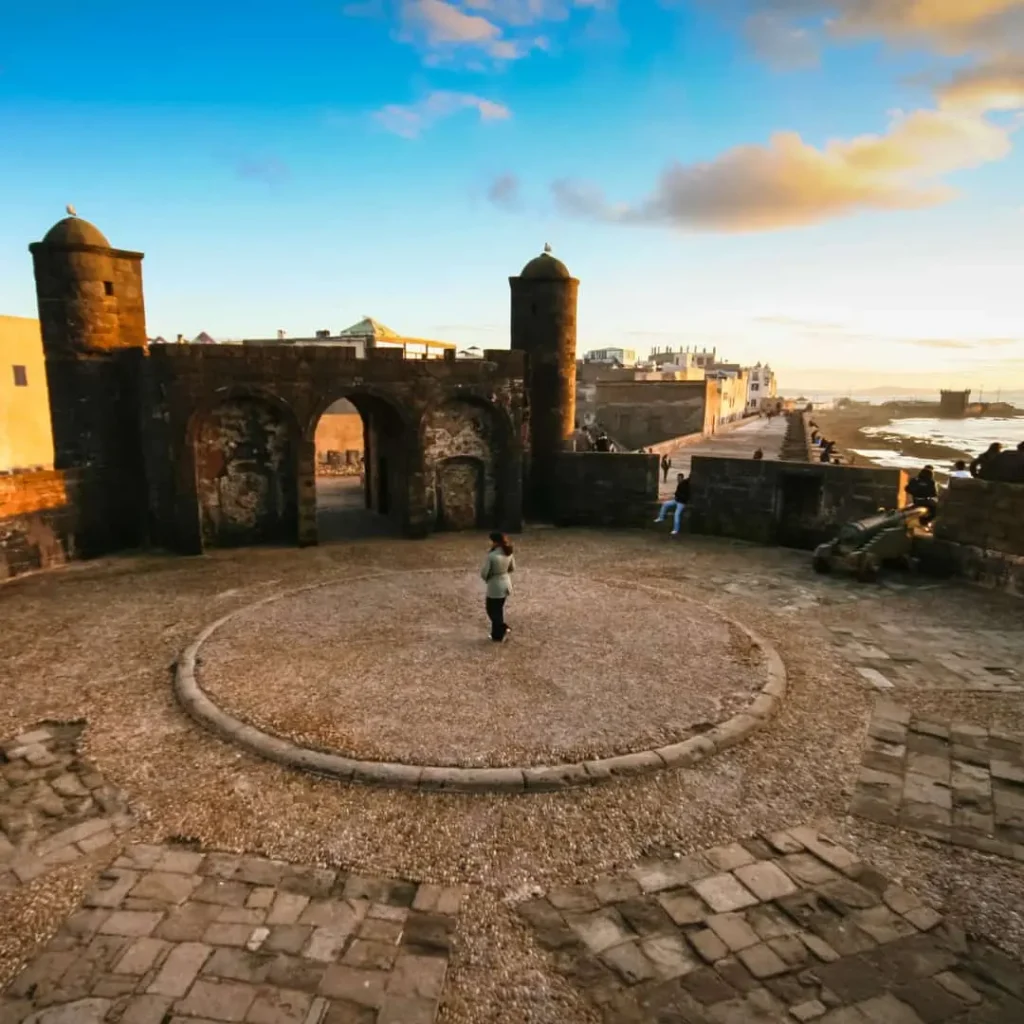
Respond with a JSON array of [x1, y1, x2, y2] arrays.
[[812, 506, 926, 582]]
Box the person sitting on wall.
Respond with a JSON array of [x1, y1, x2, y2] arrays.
[[906, 466, 939, 524], [595, 432, 611, 452], [949, 460, 971, 479], [970, 442, 1002, 478], [753, 448, 764, 461], [819, 441, 836, 463], [654, 473, 690, 537]]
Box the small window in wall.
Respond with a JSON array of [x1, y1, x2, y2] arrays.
[[12, 365, 28, 387], [103, 281, 114, 296]]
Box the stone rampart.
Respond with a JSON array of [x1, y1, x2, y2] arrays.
[[687, 456, 906, 549], [0, 467, 127, 580], [551, 452, 658, 527], [935, 478, 1024, 556]]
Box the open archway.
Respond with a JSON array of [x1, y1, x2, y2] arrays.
[[312, 392, 411, 541], [194, 395, 298, 548]]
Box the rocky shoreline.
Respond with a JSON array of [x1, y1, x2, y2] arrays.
[[809, 406, 1016, 472]]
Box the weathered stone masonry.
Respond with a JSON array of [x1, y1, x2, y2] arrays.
[[143, 344, 526, 552]]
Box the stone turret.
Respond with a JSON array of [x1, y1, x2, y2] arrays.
[[509, 247, 579, 520], [28, 213, 149, 548]]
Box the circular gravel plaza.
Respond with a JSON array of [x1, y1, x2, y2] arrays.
[[187, 568, 780, 780]]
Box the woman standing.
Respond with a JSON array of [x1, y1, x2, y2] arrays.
[[480, 532, 515, 642]]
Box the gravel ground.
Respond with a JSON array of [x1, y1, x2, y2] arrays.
[[1, 529, 1022, 1023], [197, 568, 766, 767]]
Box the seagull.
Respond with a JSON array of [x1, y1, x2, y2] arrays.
[[66, 204, 77, 217], [543, 242, 552, 253]]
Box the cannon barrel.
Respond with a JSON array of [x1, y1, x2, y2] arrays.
[[835, 506, 921, 549]]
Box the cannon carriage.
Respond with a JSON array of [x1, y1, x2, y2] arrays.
[[812, 506, 927, 582]]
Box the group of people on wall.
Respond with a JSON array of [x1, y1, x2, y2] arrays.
[[905, 440, 1024, 524]]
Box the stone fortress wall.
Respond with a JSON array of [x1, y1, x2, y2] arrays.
[[2, 213, 1023, 596]]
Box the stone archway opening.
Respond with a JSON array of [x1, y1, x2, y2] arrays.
[[313, 393, 409, 541], [194, 395, 298, 549]]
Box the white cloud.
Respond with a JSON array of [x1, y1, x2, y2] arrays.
[[374, 89, 511, 138]]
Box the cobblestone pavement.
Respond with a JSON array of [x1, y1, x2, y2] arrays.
[[851, 700, 1024, 864], [0, 723, 134, 893], [826, 625, 1024, 694], [517, 826, 1024, 1023], [0, 842, 461, 1024], [3, 532, 1024, 1024]]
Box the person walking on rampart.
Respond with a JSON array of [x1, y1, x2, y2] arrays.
[[480, 532, 515, 643], [661, 454, 672, 483], [654, 473, 690, 536]]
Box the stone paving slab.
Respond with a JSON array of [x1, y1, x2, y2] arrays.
[[0, 723, 134, 892], [517, 827, 1024, 1022], [851, 701, 1024, 863], [827, 624, 1024, 694], [0, 843, 463, 1024]]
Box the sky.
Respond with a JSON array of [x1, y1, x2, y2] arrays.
[[1, 0, 1023, 392]]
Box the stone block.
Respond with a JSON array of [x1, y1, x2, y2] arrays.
[[386, 954, 447, 1000], [736, 943, 788, 979], [657, 889, 709, 927], [691, 874, 758, 913], [147, 941, 212, 996], [706, 913, 760, 952], [734, 861, 798, 901], [246, 987, 312, 1024], [640, 932, 699, 980], [704, 844, 756, 872], [113, 937, 170, 975], [688, 927, 731, 965], [319, 965, 388, 1007], [173, 978, 258, 1021], [599, 939, 657, 985], [628, 855, 711, 894], [99, 911, 163, 937], [131, 872, 200, 906]]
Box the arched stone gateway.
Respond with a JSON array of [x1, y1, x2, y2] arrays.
[[141, 345, 526, 553]]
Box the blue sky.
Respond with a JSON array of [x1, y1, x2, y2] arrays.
[[1, 0, 1023, 390]]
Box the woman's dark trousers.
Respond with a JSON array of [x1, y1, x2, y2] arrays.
[[485, 598, 507, 641]]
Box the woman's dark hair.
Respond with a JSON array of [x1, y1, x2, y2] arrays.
[[489, 532, 514, 556]]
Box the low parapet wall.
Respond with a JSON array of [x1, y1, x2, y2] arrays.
[[779, 411, 813, 462], [552, 452, 658, 527], [917, 477, 1024, 597], [687, 456, 906, 549], [0, 468, 133, 581], [934, 477, 1024, 556]]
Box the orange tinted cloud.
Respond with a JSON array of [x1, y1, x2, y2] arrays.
[[549, 107, 1014, 232], [375, 90, 511, 138], [938, 58, 1024, 110]]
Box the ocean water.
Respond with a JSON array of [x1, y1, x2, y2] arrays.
[[852, 416, 1024, 473]]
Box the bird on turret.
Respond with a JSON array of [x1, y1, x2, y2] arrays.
[[66, 204, 77, 217], [543, 242, 552, 253]]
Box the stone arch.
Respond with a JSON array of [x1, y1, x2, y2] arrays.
[[306, 386, 419, 541], [190, 391, 300, 549], [422, 396, 509, 530]]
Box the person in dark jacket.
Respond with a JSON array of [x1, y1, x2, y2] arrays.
[[906, 466, 938, 523], [661, 454, 672, 482], [970, 443, 1002, 478], [654, 473, 690, 536]]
